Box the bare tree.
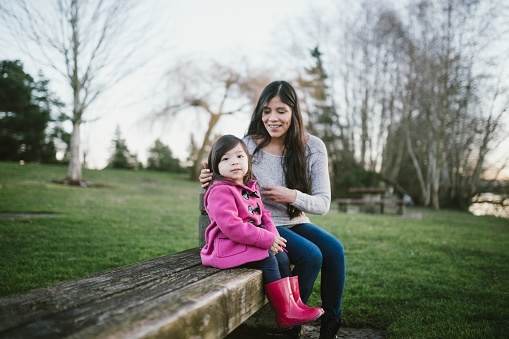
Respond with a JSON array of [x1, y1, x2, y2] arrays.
[[402, 0, 509, 209], [151, 59, 269, 180], [280, 0, 508, 210], [0, 0, 164, 185]]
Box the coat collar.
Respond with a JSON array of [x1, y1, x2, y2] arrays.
[[209, 179, 258, 192], [204, 179, 259, 209]]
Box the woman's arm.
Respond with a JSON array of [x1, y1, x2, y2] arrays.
[[257, 138, 331, 216], [286, 137, 331, 215], [199, 161, 212, 188]]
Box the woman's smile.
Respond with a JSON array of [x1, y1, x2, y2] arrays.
[[262, 95, 292, 141]]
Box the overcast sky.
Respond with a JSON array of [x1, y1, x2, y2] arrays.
[[1, 0, 321, 169], [1, 0, 508, 179]]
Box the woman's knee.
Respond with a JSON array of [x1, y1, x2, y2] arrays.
[[325, 237, 345, 259], [333, 239, 345, 256], [308, 247, 323, 269]]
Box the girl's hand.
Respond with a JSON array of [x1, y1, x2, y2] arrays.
[[270, 235, 287, 254], [261, 185, 297, 204], [200, 161, 213, 188]]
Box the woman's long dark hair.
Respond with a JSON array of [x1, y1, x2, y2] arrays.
[[246, 81, 309, 219], [207, 134, 256, 189]]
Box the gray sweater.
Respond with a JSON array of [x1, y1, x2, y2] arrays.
[[243, 134, 331, 227]]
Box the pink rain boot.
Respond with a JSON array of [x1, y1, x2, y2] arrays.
[[265, 277, 324, 329], [289, 276, 324, 316]]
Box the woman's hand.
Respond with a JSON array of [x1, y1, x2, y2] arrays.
[[270, 235, 287, 254], [199, 161, 213, 188], [261, 185, 297, 204]]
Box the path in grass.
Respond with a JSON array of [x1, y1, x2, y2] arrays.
[[225, 319, 385, 338], [0, 213, 62, 219]]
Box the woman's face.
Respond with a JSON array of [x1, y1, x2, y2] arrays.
[[262, 95, 292, 142]]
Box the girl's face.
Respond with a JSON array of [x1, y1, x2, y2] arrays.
[[262, 95, 292, 142], [218, 143, 249, 185]]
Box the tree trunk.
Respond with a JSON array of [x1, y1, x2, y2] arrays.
[[360, 88, 369, 168], [65, 0, 82, 185], [388, 133, 404, 183], [406, 126, 429, 206], [469, 117, 492, 201], [67, 120, 82, 184], [191, 113, 221, 180], [431, 144, 440, 210]]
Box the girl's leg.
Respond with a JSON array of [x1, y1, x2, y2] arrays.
[[245, 251, 324, 330], [275, 250, 292, 278], [290, 223, 345, 321], [242, 251, 281, 284], [276, 226, 323, 304]]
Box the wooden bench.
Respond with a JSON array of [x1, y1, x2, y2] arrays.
[[0, 248, 266, 338], [333, 198, 408, 215], [0, 191, 269, 339]]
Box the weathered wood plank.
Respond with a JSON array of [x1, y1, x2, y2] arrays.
[[1, 266, 222, 338], [0, 249, 267, 339], [94, 268, 265, 339], [0, 248, 202, 333]]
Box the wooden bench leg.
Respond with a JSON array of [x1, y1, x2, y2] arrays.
[[397, 203, 406, 215], [363, 202, 377, 214], [338, 203, 348, 213]]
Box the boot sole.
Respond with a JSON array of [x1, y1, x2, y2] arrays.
[[278, 312, 323, 330]]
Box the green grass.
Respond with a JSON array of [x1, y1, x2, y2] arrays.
[[308, 208, 508, 338], [0, 161, 201, 294], [1, 162, 508, 338]]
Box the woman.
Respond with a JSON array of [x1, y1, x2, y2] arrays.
[[201, 81, 345, 339]]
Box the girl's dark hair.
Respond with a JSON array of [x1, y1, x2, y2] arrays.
[[246, 81, 309, 219], [207, 134, 256, 188]]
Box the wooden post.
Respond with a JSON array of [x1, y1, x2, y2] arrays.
[[199, 190, 211, 248], [397, 201, 407, 215]]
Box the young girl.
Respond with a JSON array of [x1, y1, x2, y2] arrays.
[[200, 134, 323, 330]]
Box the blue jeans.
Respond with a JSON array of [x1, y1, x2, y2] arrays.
[[277, 223, 345, 321], [242, 250, 291, 285]]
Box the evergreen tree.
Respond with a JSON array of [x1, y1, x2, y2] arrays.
[[0, 60, 60, 163], [107, 126, 140, 170], [299, 47, 375, 197], [147, 139, 183, 172], [299, 47, 342, 163]]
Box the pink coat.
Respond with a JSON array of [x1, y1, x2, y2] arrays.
[[200, 180, 279, 269]]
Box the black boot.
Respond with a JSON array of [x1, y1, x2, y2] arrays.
[[279, 325, 304, 338], [319, 317, 342, 339]]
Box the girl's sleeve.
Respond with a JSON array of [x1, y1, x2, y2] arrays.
[[207, 186, 275, 250], [290, 137, 331, 215]]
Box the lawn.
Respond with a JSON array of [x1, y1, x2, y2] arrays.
[[0, 162, 202, 294], [0, 162, 507, 338]]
